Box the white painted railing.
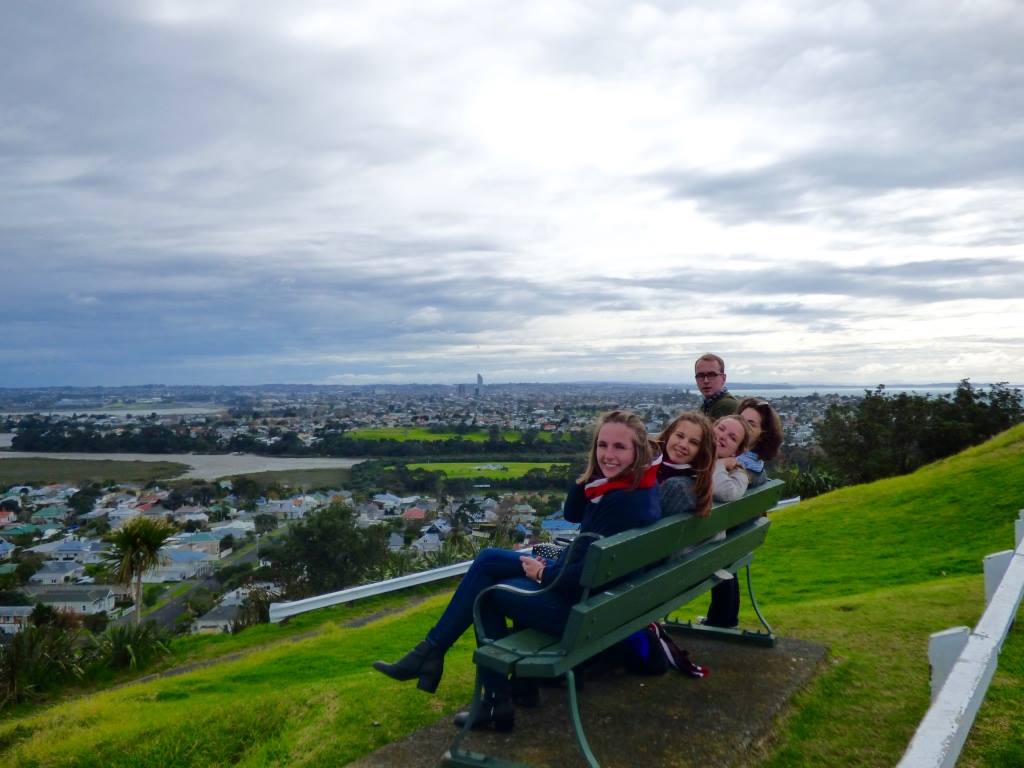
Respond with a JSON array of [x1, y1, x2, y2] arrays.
[[268, 548, 533, 624], [269, 559, 474, 623], [897, 509, 1024, 768]]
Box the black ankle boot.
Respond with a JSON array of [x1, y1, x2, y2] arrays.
[[372, 640, 445, 693], [453, 692, 515, 731]]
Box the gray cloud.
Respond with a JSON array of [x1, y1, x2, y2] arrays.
[[2, 2, 1023, 386]]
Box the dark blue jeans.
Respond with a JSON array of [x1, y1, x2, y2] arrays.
[[427, 547, 572, 693]]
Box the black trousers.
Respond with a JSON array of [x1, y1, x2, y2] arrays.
[[705, 578, 740, 628]]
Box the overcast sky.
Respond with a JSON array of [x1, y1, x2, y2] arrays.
[[3, 0, 1023, 387]]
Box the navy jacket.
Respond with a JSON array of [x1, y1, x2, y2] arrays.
[[539, 482, 661, 599]]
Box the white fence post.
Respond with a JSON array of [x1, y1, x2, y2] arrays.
[[983, 550, 1014, 604], [928, 627, 969, 701], [898, 529, 1024, 768], [1015, 509, 1024, 548]]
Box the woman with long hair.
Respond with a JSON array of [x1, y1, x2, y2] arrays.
[[711, 414, 753, 502], [372, 410, 661, 730], [735, 397, 784, 487], [656, 411, 716, 518], [704, 401, 783, 628]]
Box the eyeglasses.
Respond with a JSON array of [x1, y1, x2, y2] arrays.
[[694, 372, 723, 381]]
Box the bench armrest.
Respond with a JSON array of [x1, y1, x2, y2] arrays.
[[471, 532, 603, 644]]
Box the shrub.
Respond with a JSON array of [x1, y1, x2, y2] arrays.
[[0, 625, 83, 709], [82, 611, 109, 634], [776, 467, 841, 500], [142, 584, 164, 608], [89, 623, 170, 672]]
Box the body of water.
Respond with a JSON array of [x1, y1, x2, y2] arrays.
[[727, 386, 958, 399]]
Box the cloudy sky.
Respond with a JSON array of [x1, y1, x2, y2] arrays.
[[3, 1, 1023, 387]]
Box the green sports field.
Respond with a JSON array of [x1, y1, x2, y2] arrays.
[[404, 461, 568, 479], [346, 427, 554, 442]]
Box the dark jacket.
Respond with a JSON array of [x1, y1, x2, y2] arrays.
[[540, 482, 661, 598], [702, 390, 739, 419]]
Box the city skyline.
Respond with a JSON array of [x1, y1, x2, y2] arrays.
[[3, 2, 1023, 387]]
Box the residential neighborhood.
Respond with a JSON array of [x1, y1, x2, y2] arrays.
[[0, 476, 569, 641]]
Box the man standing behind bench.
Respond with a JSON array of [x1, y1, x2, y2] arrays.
[[694, 352, 742, 628], [695, 353, 738, 419]]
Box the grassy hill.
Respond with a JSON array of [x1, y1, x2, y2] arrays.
[[3, 426, 1023, 767]]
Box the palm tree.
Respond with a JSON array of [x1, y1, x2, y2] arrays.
[[106, 517, 175, 626]]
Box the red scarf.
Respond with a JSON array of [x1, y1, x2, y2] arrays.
[[583, 454, 662, 501]]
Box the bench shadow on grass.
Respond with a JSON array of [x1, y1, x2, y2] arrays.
[[352, 634, 827, 768]]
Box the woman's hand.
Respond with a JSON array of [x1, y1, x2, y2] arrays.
[[520, 555, 546, 584], [722, 457, 738, 471]]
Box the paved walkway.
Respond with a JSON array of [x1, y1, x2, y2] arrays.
[[352, 634, 827, 768]]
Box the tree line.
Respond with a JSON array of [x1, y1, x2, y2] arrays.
[[9, 418, 587, 459], [814, 380, 1022, 485]]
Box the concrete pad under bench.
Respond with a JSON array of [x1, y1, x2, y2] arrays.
[[352, 634, 828, 768]]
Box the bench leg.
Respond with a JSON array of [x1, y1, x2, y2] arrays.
[[663, 563, 775, 647], [745, 563, 774, 637], [441, 670, 535, 768], [566, 668, 600, 768], [442, 669, 487, 766]]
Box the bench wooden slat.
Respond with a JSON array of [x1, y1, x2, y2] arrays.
[[566, 518, 770, 646], [473, 629, 563, 675], [513, 559, 752, 677], [475, 518, 770, 678], [580, 479, 783, 588]]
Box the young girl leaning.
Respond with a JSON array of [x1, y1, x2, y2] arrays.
[[656, 411, 716, 518]]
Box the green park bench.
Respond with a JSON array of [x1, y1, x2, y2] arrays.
[[442, 479, 786, 768]]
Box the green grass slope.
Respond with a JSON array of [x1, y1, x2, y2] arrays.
[[2, 425, 1023, 767]]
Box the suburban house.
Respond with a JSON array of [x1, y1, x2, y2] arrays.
[[29, 560, 86, 584], [411, 532, 442, 554], [220, 582, 280, 607], [107, 506, 141, 528], [425, 519, 452, 538], [213, 519, 254, 534], [0, 605, 33, 635], [372, 493, 402, 512], [541, 516, 581, 538], [53, 538, 93, 562], [192, 603, 240, 634], [174, 507, 209, 525], [0, 539, 14, 561], [172, 532, 222, 557], [30, 506, 68, 526], [143, 547, 216, 582], [387, 532, 405, 551], [1, 523, 45, 540], [401, 507, 426, 523], [25, 586, 116, 615], [0, 509, 17, 526]]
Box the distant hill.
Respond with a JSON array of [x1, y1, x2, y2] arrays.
[[2, 424, 1023, 767]]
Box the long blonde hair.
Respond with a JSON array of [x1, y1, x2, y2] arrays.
[[577, 410, 654, 489]]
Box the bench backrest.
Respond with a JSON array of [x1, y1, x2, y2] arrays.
[[555, 480, 784, 652], [579, 479, 784, 589]]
